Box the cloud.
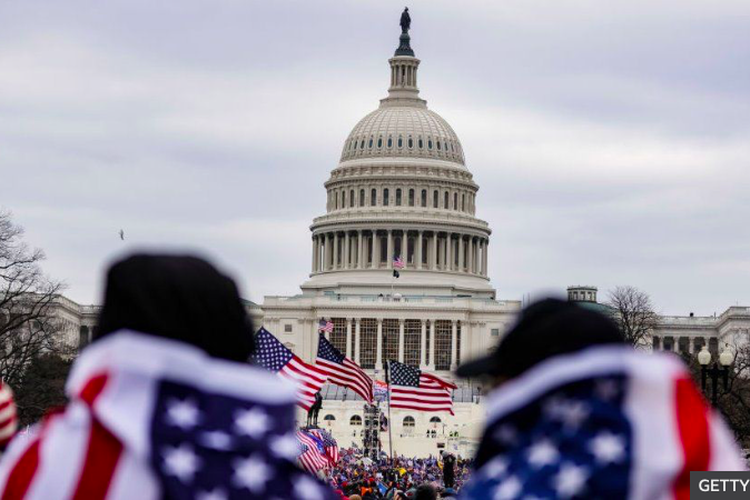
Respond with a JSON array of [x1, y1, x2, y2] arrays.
[[1, 0, 748, 315]]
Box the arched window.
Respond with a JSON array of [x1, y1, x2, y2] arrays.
[[335, 192, 339, 210], [371, 188, 377, 206], [384, 188, 390, 206], [421, 189, 427, 207], [360, 189, 365, 207], [387, 136, 393, 148], [353, 140, 357, 150], [408, 189, 415, 207], [408, 137, 413, 148], [360, 140, 365, 149], [444, 191, 449, 209], [461, 194, 465, 211], [398, 136, 403, 148], [369, 138, 373, 148], [350, 190, 355, 208], [342, 191, 346, 207], [378, 137, 383, 148], [324, 414, 336, 421], [418, 138, 423, 149], [403, 416, 415, 427], [437, 140, 441, 150], [350, 415, 362, 426], [396, 189, 402, 206], [428, 139, 433, 149], [433, 190, 438, 208], [454, 192, 458, 210], [430, 416, 442, 424]]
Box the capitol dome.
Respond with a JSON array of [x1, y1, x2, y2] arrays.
[[340, 107, 466, 166], [303, 20, 495, 298]]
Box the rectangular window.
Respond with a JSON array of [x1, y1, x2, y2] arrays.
[[382, 319, 399, 364], [284, 324, 293, 333], [491, 328, 500, 337], [330, 317, 347, 354], [434, 320, 452, 371], [404, 319, 421, 366], [360, 319, 378, 369]]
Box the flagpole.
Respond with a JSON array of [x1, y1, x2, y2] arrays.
[[385, 361, 394, 460]]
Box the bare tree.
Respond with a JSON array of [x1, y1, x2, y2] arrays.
[[0, 210, 67, 388], [605, 286, 658, 348], [681, 344, 750, 449]]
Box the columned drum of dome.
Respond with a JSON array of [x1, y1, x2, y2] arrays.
[[303, 18, 495, 298]]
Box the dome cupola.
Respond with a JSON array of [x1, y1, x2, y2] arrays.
[[304, 9, 495, 299]]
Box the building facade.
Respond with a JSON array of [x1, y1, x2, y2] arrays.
[[48, 25, 748, 458]]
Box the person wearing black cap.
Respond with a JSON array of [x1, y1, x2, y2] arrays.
[[0, 254, 336, 500], [457, 298, 745, 499]]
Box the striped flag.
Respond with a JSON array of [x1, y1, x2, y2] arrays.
[[387, 360, 457, 415], [461, 346, 746, 499], [0, 380, 17, 448], [308, 428, 340, 465], [393, 256, 405, 269], [296, 430, 330, 474], [316, 334, 373, 403], [0, 331, 336, 500], [254, 328, 329, 411], [318, 319, 334, 334]]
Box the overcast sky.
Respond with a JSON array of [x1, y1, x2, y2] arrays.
[[1, 0, 748, 315]]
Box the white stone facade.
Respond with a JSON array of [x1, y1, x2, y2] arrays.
[[46, 26, 748, 458]]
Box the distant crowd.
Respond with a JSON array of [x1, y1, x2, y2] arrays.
[[327, 449, 471, 499]]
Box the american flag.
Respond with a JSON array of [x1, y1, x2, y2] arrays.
[[460, 346, 745, 500], [253, 328, 329, 411], [296, 430, 330, 474], [316, 334, 373, 403], [0, 380, 17, 447], [393, 256, 405, 269], [318, 319, 334, 334], [387, 360, 457, 415], [308, 428, 340, 465], [0, 331, 336, 500]]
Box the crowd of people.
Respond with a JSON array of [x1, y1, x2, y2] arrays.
[[326, 449, 471, 499], [0, 253, 746, 499]]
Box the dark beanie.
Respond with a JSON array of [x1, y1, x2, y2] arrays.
[[95, 254, 254, 362]]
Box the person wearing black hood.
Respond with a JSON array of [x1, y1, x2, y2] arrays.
[[0, 254, 336, 500], [457, 299, 745, 499]]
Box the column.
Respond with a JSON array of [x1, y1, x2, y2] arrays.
[[354, 319, 361, 364], [357, 230, 364, 269], [343, 232, 350, 269], [458, 235, 465, 271], [403, 230, 410, 266], [450, 320, 458, 369], [431, 232, 438, 270], [445, 233, 452, 271], [311, 236, 317, 272], [321, 234, 328, 270], [387, 230, 394, 269], [483, 239, 489, 276], [398, 319, 405, 363], [371, 231, 377, 269], [429, 320, 436, 370], [333, 232, 339, 270], [420, 319, 427, 368], [467, 237, 474, 274], [417, 230, 423, 270], [345, 318, 352, 358], [376, 319, 383, 370]]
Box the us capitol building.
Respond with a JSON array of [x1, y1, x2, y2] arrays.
[[52, 18, 749, 457]]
